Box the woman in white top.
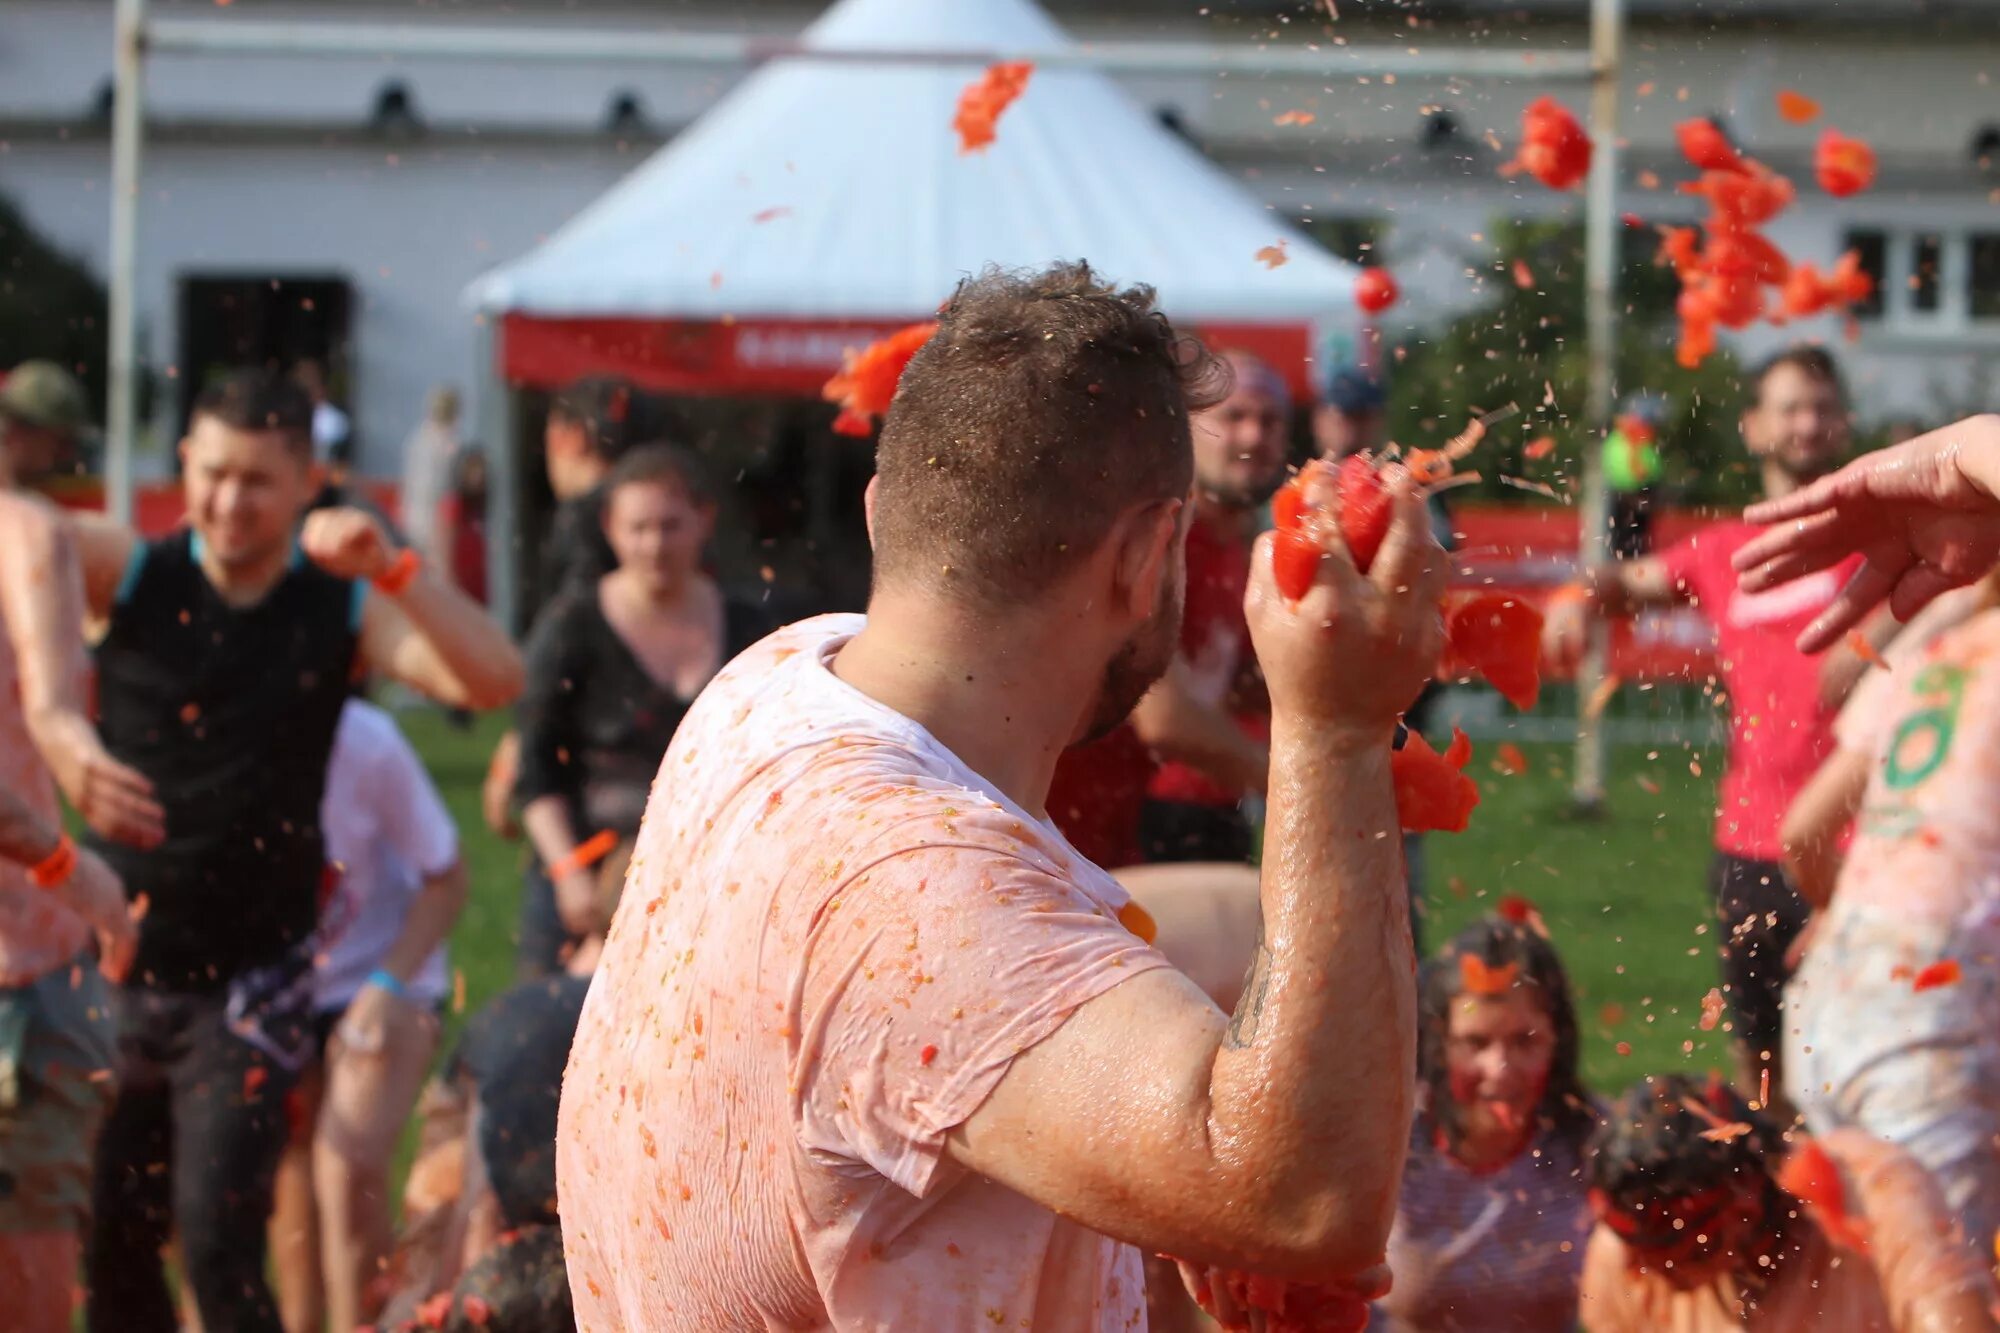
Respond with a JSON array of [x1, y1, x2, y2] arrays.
[[270, 698, 467, 1333]]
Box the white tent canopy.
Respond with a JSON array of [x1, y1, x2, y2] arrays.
[[467, 0, 1358, 325]]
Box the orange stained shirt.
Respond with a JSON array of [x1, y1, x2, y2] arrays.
[[557, 616, 1172, 1332]]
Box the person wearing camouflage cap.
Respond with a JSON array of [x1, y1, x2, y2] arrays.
[[0, 360, 93, 487]]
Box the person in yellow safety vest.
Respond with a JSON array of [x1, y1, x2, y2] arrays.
[[1603, 393, 1666, 559]]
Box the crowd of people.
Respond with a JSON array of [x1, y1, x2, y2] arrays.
[[3, 253, 2000, 1333]]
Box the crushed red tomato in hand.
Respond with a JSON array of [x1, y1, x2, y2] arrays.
[[821, 322, 940, 437], [1778, 1137, 1871, 1254], [1393, 727, 1481, 834], [1504, 97, 1593, 191], [952, 62, 1033, 153]]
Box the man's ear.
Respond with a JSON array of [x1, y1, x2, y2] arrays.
[[1112, 496, 1183, 619], [863, 475, 880, 548]]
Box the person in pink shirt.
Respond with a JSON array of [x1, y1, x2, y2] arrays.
[[1545, 347, 1874, 1104], [1578, 1074, 1996, 1332], [557, 262, 1448, 1332]]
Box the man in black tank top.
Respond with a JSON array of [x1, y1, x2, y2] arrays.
[[68, 370, 524, 1333]]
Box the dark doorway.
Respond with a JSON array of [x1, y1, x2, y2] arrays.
[[176, 274, 354, 438]]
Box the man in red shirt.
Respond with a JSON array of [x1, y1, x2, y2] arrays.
[[1546, 347, 1876, 1101], [1136, 351, 1290, 864], [1047, 352, 1284, 871]]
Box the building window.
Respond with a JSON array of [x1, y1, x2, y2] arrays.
[[1911, 233, 1945, 314], [1972, 233, 2000, 322], [1841, 226, 2000, 333]]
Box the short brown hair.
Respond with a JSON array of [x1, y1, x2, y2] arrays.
[[192, 369, 314, 455], [871, 262, 1228, 603], [1748, 346, 1844, 408], [550, 377, 638, 463], [604, 442, 712, 508]]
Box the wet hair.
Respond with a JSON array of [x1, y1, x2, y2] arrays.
[[1585, 1072, 1787, 1247], [549, 377, 638, 463], [191, 369, 314, 454], [1748, 346, 1844, 409], [1418, 914, 1596, 1156], [602, 441, 713, 509], [871, 261, 1230, 605]]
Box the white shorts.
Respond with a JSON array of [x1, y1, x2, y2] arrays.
[[1786, 904, 2000, 1257]]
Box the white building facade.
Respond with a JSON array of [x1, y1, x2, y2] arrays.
[[2, 0, 1994, 480]]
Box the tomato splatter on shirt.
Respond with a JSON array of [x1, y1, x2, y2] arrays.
[[558, 616, 1169, 1331]]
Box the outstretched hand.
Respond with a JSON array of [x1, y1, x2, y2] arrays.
[[1732, 415, 2000, 653]]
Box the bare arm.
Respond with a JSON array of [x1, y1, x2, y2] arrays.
[[1543, 556, 1683, 671], [360, 575, 524, 712], [1129, 658, 1270, 796], [1113, 863, 1263, 1011], [380, 861, 467, 986], [0, 779, 137, 979], [1781, 746, 1870, 910], [0, 782, 62, 867], [1586, 556, 1681, 617], [303, 507, 522, 710], [0, 499, 162, 847], [948, 481, 1445, 1278]]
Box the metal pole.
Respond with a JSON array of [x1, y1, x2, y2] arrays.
[[1571, 0, 1624, 810], [106, 0, 145, 526], [141, 17, 1596, 80], [474, 316, 521, 634]]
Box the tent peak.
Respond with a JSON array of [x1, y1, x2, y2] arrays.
[[805, 0, 1073, 57]]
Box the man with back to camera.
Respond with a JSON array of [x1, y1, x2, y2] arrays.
[[1544, 347, 1886, 1108], [559, 262, 1447, 1330], [71, 369, 522, 1333]]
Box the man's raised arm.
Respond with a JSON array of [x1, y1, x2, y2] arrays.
[[948, 478, 1446, 1281]]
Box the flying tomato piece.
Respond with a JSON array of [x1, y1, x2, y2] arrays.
[[1392, 726, 1481, 833], [1443, 592, 1546, 711], [1815, 129, 1878, 197], [821, 322, 940, 436], [1777, 1138, 1872, 1254], [1355, 267, 1400, 313]]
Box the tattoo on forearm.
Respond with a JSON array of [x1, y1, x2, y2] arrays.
[[1225, 911, 1273, 1049]]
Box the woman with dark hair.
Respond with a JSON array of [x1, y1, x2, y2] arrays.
[[514, 443, 768, 972], [1371, 912, 1598, 1332], [1580, 1073, 1997, 1331]]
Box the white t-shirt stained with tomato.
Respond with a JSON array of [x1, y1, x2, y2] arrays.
[[557, 615, 1170, 1332]]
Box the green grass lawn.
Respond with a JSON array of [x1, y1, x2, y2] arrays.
[[1423, 737, 1729, 1092], [399, 708, 1731, 1097]]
